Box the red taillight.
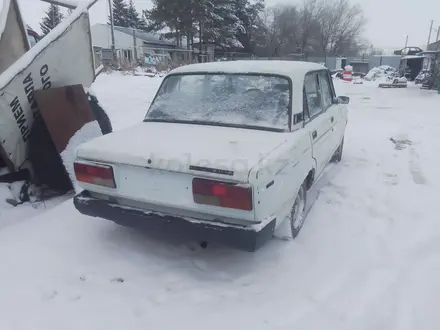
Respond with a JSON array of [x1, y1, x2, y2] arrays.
[[192, 178, 253, 211], [74, 162, 116, 188]]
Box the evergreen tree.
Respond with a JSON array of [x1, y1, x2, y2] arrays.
[[127, 0, 140, 28], [137, 12, 148, 31], [145, 0, 264, 50], [233, 0, 265, 52], [110, 0, 129, 27], [40, 4, 64, 36]]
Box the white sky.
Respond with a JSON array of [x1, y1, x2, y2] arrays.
[[16, 0, 440, 50]]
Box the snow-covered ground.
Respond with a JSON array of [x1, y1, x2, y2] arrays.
[[1, 74, 440, 330]]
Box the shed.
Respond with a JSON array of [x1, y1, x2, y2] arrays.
[[91, 24, 179, 65], [349, 60, 369, 74], [400, 55, 424, 81]]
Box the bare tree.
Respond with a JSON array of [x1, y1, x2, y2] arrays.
[[267, 1, 321, 57], [257, 0, 366, 57], [317, 0, 365, 56], [366, 45, 385, 56], [295, 0, 321, 56], [259, 8, 282, 57]]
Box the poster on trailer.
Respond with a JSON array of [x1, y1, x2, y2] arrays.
[[0, 1, 96, 171]]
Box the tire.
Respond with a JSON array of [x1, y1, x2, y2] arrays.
[[290, 184, 307, 239], [330, 137, 344, 163], [88, 94, 113, 135], [28, 117, 74, 193], [28, 95, 112, 193], [274, 183, 307, 240]]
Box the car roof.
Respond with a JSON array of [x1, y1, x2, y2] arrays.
[[169, 60, 326, 84]]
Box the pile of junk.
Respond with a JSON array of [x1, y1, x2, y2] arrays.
[[364, 65, 408, 88], [414, 51, 440, 91], [0, 0, 112, 206], [398, 49, 440, 91]]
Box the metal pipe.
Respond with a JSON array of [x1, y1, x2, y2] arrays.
[[108, 0, 117, 63], [40, 0, 79, 9], [132, 28, 137, 73], [427, 20, 434, 49], [40, 0, 99, 10]]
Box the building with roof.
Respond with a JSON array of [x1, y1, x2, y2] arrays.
[[424, 40, 440, 90], [91, 23, 181, 66], [428, 40, 440, 52]]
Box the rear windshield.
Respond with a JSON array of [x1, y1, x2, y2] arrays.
[[145, 73, 291, 131]]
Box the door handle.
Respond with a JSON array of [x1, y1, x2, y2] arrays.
[[331, 116, 334, 123], [312, 130, 318, 140]]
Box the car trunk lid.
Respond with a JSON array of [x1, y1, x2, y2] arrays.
[[75, 122, 288, 223], [77, 122, 288, 182]]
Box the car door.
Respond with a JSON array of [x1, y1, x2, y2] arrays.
[[319, 70, 347, 151], [317, 70, 342, 154], [303, 72, 333, 176]]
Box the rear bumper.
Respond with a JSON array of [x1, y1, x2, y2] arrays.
[[73, 190, 276, 252]]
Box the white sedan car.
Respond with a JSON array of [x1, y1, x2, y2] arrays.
[[73, 61, 349, 251]]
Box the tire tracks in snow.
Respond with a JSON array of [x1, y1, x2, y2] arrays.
[[409, 146, 427, 185]]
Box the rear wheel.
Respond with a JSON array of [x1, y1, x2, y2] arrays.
[[274, 184, 307, 240], [290, 184, 307, 239], [330, 137, 344, 163]]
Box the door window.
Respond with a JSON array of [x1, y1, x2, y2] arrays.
[[318, 71, 334, 110], [304, 73, 322, 118]]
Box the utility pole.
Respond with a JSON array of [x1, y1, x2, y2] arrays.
[[199, 22, 203, 63], [404, 35, 408, 48], [427, 20, 434, 49], [108, 0, 117, 63], [132, 28, 137, 73]]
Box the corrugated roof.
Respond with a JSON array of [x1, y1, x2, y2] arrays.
[[113, 25, 176, 47]]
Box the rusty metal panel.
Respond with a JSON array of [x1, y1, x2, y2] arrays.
[[33, 85, 94, 153]]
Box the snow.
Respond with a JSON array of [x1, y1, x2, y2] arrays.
[[402, 55, 424, 60], [171, 60, 325, 83], [60, 121, 103, 193], [76, 121, 290, 182], [378, 65, 395, 71], [365, 65, 397, 81], [90, 72, 163, 130], [1, 72, 440, 329], [133, 67, 156, 77]]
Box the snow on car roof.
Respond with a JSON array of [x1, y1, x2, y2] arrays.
[[402, 55, 424, 60], [170, 61, 326, 82]]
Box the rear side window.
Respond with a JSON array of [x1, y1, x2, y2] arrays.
[[304, 73, 322, 118], [318, 71, 333, 110]]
